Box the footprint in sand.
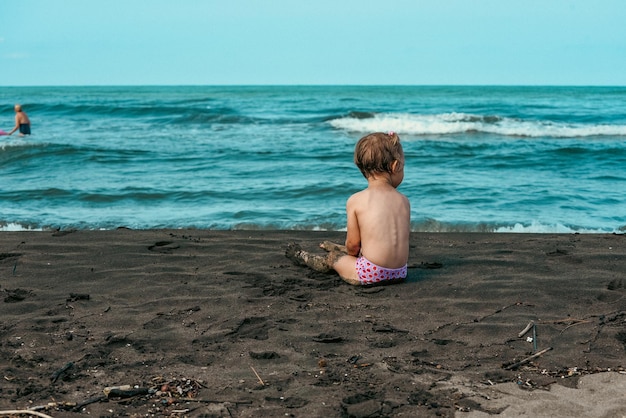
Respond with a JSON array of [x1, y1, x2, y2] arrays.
[[607, 279, 624, 290], [0, 252, 21, 261], [147, 241, 180, 253]]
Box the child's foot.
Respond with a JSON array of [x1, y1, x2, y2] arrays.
[[319, 241, 346, 253], [285, 242, 332, 273], [285, 242, 306, 266]]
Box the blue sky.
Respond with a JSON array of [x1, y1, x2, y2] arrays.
[[1, 0, 625, 86]]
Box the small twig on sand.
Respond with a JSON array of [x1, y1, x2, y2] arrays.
[[518, 321, 534, 338], [50, 361, 74, 383], [0, 410, 54, 418], [504, 347, 553, 370], [559, 320, 592, 334], [250, 366, 265, 386], [184, 399, 253, 405], [72, 395, 107, 411], [549, 318, 589, 325]]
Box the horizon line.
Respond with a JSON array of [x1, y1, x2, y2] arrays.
[[2, 83, 625, 88]]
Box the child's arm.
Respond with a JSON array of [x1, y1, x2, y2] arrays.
[[344, 196, 361, 256]]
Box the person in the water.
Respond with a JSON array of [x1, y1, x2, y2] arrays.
[[8, 104, 31, 136]]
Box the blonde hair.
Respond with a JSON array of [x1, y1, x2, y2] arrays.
[[354, 132, 403, 178]]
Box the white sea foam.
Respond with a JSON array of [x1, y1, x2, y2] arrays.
[[0, 138, 29, 150], [494, 222, 619, 234], [330, 113, 626, 138], [0, 223, 43, 232]]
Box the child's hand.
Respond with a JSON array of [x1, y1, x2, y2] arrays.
[[319, 241, 346, 253]]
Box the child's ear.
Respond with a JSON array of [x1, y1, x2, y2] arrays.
[[390, 160, 400, 173]]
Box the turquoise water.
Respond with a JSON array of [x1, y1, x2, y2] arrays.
[[1, 85, 625, 232]]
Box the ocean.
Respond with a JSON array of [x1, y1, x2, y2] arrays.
[[1, 85, 625, 233]]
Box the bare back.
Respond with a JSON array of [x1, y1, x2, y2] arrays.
[[16, 111, 30, 125], [346, 182, 410, 268]]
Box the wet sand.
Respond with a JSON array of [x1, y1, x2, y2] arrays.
[[1, 230, 625, 417]]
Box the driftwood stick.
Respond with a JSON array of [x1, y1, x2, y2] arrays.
[[504, 347, 553, 370], [105, 387, 151, 398]]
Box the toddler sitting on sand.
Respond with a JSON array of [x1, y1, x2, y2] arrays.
[[287, 131, 410, 285]]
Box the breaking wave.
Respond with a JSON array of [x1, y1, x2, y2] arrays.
[[330, 112, 626, 138]]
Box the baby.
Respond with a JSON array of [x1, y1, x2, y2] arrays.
[[287, 132, 410, 285]]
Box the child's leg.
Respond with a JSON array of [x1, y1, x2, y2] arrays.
[[331, 254, 361, 285], [285, 243, 332, 273], [286, 243, 361, 285]]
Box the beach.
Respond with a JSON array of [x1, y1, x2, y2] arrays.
[[1, 229, 625, 417]]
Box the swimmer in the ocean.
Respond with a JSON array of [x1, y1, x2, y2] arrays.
[[8, 104, 31, 136]]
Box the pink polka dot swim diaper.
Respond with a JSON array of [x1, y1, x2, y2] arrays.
[[356, 256, 407, 285]]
